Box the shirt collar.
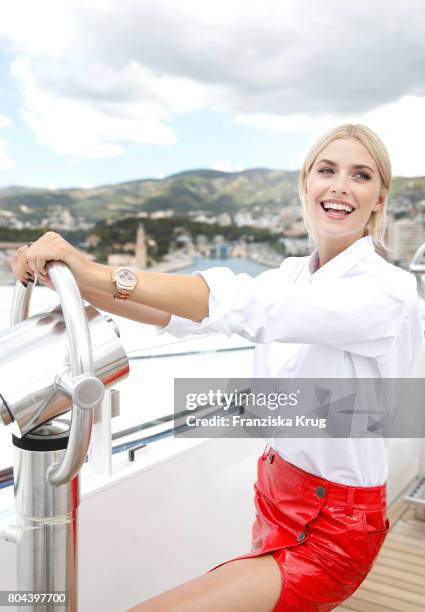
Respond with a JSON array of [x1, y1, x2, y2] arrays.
[[307, 235, 375, 282]]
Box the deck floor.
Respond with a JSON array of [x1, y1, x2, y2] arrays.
[[337, 505, 425, 611]]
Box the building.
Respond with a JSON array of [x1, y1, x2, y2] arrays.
[[0, 241, 27, 251], [234, 212, 254, 227], [107, 254, 136, 267], [386, 218, 425, 265], [107, 223, 148, 269], [279, 236, 311, 256], [217, 213, 232, 226], [85, 234, 101, 248]]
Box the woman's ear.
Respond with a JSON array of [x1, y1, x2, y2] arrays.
[[372, 189, 387, 212]]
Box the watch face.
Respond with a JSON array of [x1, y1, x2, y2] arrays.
[[117, 268, 137, 286]]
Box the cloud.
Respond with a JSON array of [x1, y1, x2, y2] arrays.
[[1, 0, 425, 164], [360, 95, 425, 177], [211, 161, 246, 173], [0, 115, 13, 129], [11, 57, 177, 157], [0, 115, 16, 171], [236, 96, 425, 177], [0, 140, 15, 171], [236, 112, 340, 134]]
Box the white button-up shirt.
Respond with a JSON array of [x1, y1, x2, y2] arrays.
[[155, 236, 423, 486]]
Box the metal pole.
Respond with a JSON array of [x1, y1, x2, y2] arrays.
[[13, 422, 77, 611], [8, 262, 106, 611], [408, 244, 425, 520]]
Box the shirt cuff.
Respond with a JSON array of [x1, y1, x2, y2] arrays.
[[153, 313, 206, 338]]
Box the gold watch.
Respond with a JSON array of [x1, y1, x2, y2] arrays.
[[111, 266, 138, 301]]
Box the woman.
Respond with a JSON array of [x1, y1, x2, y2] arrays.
[[10, 124, 423, 611]]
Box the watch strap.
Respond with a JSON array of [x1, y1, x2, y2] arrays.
[[114, 286, 132, 301]]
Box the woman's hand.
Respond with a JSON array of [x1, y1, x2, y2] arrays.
[[8, 243, 38, 288], [9, 231, 93, 289]]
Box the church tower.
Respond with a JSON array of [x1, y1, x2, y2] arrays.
[[135, 224, 147, 269]]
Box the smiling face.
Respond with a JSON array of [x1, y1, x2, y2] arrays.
[[303, 137, 386, 246]]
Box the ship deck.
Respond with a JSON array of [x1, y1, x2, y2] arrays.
[[338, 490, 425, 611]]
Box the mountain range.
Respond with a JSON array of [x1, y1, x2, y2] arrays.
[[0, 168, 424, 225]]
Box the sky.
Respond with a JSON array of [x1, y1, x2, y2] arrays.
[[0, 0, 425, 189]]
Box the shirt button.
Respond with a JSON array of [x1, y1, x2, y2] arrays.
[[268, 453, 274, 464], [315, 486, 326, 498], [297, 531, 306, 542]]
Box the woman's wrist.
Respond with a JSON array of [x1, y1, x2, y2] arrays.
[[78, 260, 115, 295]]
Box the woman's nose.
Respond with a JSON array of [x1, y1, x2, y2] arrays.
[[331, 184, 349, 196], [331, 175, 350, 195]]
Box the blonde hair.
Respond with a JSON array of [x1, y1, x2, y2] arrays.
[[298, 123, 392, 254]]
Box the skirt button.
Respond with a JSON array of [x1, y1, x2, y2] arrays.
[[315, 486, 326, 498], [268, 453, 274, 464], [297, 531, 306, 542]]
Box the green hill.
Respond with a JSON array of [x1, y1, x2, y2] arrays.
[[1, 168, 424, 226], [0, 168, 301, 223]]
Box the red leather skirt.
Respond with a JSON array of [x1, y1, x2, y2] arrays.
[[207, 444, 390, 611]]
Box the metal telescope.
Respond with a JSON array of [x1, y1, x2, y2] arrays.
[[0, 261, 129, 610]]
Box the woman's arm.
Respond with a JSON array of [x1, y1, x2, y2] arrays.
[[79, 284, 172, 327], [20, 232, 210, 323], [84, 261, 210, 322]]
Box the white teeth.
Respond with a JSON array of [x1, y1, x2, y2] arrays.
[[322, 201, 353, 213]]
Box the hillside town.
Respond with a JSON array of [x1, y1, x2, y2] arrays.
[[0, 188, 424, 284]]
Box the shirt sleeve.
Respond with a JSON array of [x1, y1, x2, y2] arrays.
[[162, 265, 414, 357], [154, 312, 222, 338]]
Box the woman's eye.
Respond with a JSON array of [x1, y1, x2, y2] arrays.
[[317, 168, 370, 180]]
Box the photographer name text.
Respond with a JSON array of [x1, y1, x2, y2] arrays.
[[186, 415, 327, 429]]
